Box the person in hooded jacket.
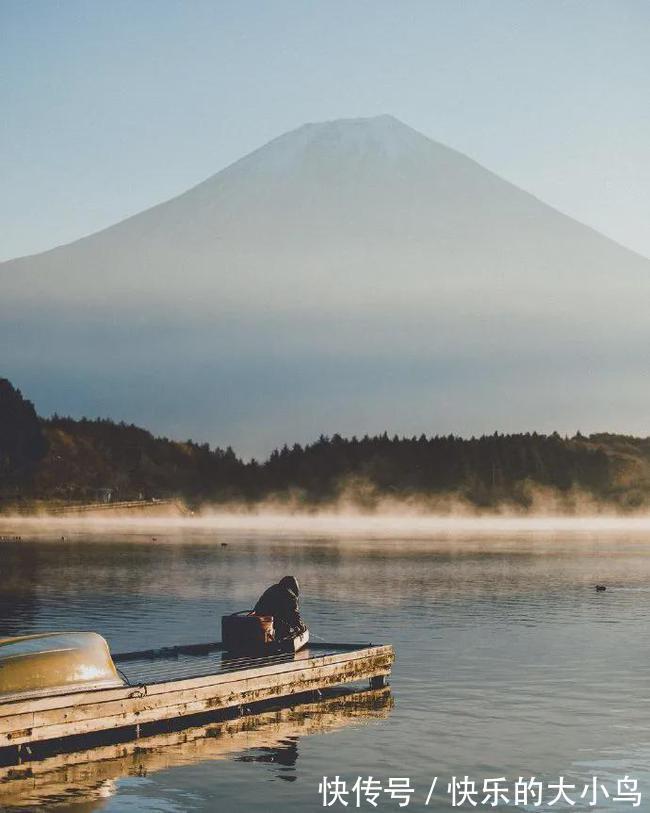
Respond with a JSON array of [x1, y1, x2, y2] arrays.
[[254, 575, 305, 640]]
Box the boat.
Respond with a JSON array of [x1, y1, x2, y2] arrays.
[[0, 632, 124, 702], [0, 631, 394, 757], [221, 610, 310, 655]]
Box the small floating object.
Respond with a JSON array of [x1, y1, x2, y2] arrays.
[[595, 584, 607, 591], [151, 537, 157, 541], [220, 542, 228, 547]]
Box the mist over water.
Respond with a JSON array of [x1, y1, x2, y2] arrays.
[[8, 510, 650, 538], [2, 524, 650, 811]]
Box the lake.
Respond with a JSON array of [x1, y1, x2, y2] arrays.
[[1, 524, 649, 811]]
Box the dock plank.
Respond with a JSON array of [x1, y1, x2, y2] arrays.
[[0, 688, 393, 807], [0, 644, 394, 747], [0, 645, 389, 719]]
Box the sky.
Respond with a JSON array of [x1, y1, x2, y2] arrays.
[[1, 0, 650, 263]]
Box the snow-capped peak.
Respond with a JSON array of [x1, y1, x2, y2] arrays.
[[227, 114, 437, 177]]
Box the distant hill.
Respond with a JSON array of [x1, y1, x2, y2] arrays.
[[2, 116, 650, 454]]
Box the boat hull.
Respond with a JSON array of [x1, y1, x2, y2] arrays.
[[0, 633, 124, 703]]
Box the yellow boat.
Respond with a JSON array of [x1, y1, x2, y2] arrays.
[[0, 632, 124, 702]]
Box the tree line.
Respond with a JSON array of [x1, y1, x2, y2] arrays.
[[2, 377, 650, 510]]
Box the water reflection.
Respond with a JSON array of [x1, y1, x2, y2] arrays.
[[0, 687, 392, 810], [235, 737, 299, 780], [0, 541, 40, 637]]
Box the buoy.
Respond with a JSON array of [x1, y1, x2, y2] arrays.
[[595, 584, 607, 592]]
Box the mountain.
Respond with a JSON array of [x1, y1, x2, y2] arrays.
[[2, 115, 649, 455]]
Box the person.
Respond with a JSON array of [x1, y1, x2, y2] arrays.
[[254, 575, 305, 640]]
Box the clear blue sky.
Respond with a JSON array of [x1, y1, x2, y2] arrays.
[[2, 0, 649, 262]]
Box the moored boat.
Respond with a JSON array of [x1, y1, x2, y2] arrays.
[[0, 632, 125, 702]]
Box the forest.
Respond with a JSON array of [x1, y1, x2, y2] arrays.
[[2, 377, 650, 512]]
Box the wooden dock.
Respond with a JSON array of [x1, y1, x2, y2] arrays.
[[0, 641, 394, 757], [0, 685, 392, 808]]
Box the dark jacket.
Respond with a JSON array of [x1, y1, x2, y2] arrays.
[[254, 577, 302, 636]]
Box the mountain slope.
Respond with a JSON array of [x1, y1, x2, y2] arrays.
[[2, 116, 649, 454], [3, 115, 648, 309]]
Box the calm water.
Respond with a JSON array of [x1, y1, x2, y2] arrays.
[[2, 528, 650, 812]]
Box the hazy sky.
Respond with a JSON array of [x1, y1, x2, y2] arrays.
[[1, 0, 649, 263]]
